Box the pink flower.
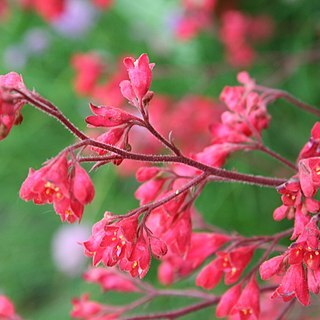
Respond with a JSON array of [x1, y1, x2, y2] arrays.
[[86, 103, 138, 128], [299, 157, 320, 197], [185, 233, 231, 270], [71, 53, 104, 95], [230, 277, 260, 320], [216, 284, 242, 318], [32, 0, 65, 21], [298, 122, 320, 160], [83, 267, 138, 292], [195, 258, 224, 289], [260, 255, 284, 280], [195, 143, 242, 168], [20, 153, 95, 223], [119, 234, 151, 278], [0, 295, 20, 320], [71, 163, 95, 205], [121, 53, 154, 103], [135, 178, 165, 205], [71, 294, 120, 319], [196, 245, 255, 289], [149, 236, 168, 259], [135, 167, 160, 182], [91, 128, 126, 156], [84, 214, 153, 277], [220, 86, 246, 113], [20, 153, 69, 204], [218, 246, 256, 285], [271, 263, 310, 306]]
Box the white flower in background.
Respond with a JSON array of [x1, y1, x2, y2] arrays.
[[52, 224, 91, 277]]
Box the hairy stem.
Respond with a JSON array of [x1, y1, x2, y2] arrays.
[[19, 88, 287, 188], [255, 85, 320, 117]]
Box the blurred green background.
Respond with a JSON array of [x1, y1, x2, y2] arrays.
[[0, 0, 320, 319]]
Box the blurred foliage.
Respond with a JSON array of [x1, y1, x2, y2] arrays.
[[0, 0, 320, 319]]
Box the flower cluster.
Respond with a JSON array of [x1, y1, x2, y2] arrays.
[[83, 212, 167, 278], [0, 72, 25, 141], [196, 245, 255, 290], [216, 276, 260, 319], [20, 152, 95, 223], [175, 0, 216, 41], [220, 11, 273, 67], [259, 123, 320, 307], [174, 1, 273, 66], [3, 49, 320, 319]]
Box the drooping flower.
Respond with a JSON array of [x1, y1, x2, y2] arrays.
[[196, 245, 255, 289], [83, 267, 138, 292], [86, 103, 139, 128], [216, 284, 242, 318], [298, 157, 320, 198], [71, 294, 120, 319], [230, 276, 260, 319], [0, 72, 26, 140], [20, 153, 95, 223], [271, 263, 310, 306]]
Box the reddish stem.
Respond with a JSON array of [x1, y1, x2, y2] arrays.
[[80, 146, 286, 188], [256, 144, 297, 171], [122, 298, 219, 320], [19, 88, 287, 188], [255, 85, 320, 117], [119, 173, 208, 219]]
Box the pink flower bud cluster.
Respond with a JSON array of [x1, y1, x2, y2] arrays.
[[260, 218, 320, 306], [174, 1, 273, 66], [213, 72, 270, 144], [260, 122, 320, 307], [83, 212, 167, 279], [0, 72, 26, 141], [220, 11, 273, 67], [175, 0, 216, 41], [20, 152, 95, 223], [71, 53, 126, 107], [158, 232, 230, 285]]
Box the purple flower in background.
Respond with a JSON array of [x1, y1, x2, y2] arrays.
[[23, 28, 50, 55], [52, 224, 90, 277], [3, 45, 27, 70], [53, 0, 97, 38]]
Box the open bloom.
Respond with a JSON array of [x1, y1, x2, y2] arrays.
[[20, 153, 95, 223], [196, 245, 255, 289]]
